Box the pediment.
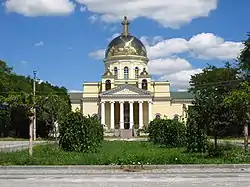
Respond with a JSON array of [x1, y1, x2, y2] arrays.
[[113, 88, 139, 95], [101, 84, 151, 96]]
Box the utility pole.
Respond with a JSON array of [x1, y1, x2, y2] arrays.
[[29, 114, 33, 157], [33, 71, 37, 141]]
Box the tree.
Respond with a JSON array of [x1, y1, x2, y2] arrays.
[[0, 60, 71, 138], [224, 81, 250, 151], [36, 94, 71, 140], [238, 33, 250, 80], [186, 106, 208, 153], [189, 62, 239, 148]]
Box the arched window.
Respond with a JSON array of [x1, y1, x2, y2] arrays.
[[135, 67, 139, 79], [105, 80, 111, 90], [124, 66, 129, 80], [142, 79, 148, 90], [173, 114, 179, 121], [114, 67, 118, 78], [155, 113, 161, 119]]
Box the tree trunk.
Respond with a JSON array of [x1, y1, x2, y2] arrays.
[[244, 123, 248, 151], [245, 113, 250, 151], [214, 134, 218, 149]]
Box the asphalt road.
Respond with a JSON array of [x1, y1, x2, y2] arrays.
[[0, 167, 250, 187], [0, 141, 48, 152]]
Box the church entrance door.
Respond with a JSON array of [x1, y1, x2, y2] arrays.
[[124, 102, 130, 129]]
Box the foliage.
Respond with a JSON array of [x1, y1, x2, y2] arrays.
[[0, 141, 249, 165], [224, 81, 250, 150], [237, 32, 250, 79], [189, 62, 239, 147], [59, 111, 104, 153], [0, 60, 71, 138], [186, 106, 208, 153], [148, 118, 186, 148]]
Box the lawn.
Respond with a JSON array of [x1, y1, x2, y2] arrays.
[[0, 141, 249, 165]]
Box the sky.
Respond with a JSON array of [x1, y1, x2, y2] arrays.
[[0, 0, 249, 92]]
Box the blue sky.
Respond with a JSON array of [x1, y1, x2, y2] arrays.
[[0, 0, 249, 91]]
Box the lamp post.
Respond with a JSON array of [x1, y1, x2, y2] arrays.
[[33, 71, 37, 141]]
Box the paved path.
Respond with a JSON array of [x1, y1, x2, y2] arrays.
[[0, 141, 48, 152], [0, 167, 250, 186]]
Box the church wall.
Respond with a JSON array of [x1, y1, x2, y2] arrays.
[[82, 102, 99, 116], [152, 101, 171, 118], [83, 83, 100, 97], [153, 82, 171, 97], [71, 103, 82, 112]]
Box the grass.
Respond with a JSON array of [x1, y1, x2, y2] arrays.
[[0, 141, 250, 165]]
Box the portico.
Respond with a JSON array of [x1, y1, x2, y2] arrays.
[[100, 84, 153, 130]]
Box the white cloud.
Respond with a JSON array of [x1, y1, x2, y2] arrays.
[[147, 38, 189, 59], [34, 41, 44, 47], [75, 0, 217, 28], [146, 33, 244, 60], [159, 68, 202, 89], [20, 60, 28, 64], [4, 0, 75, 16], [80, 6, 86, 12], [107, 33, 120, 41], [188, 33, 244, 60], [89, 49, 105, 59], [69, 90, 83, 93], [88, 14, 98, 23], [148, 57, 191, 75]]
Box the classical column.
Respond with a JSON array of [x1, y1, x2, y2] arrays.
[[119, 101, 124, 129], [139, 101, 143, 129], [148, 100, 153, 123], [129, 101, 134, 129], [110, 101, 115, 129], [101, 101, 105, 125]]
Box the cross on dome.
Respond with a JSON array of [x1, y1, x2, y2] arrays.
[[121, 16, 130, 36]]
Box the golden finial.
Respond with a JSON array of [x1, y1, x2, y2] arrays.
[[121, 16, 130, 36]]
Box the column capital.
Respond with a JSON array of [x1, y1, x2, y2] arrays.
[[138, 101, 143, 104], [110, 101, 115, 104], [119, 101, 124, 104], [100, 101, 105, 104], [129, 101, 134, 104], [148, 100, 153, 104]]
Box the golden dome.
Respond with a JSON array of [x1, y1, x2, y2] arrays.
[[104, 16, 147, 60]]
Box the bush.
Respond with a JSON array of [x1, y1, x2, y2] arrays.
[[148, 118, 186, 148], [59, 111, 104, 152], [186, 108, 208, 153]]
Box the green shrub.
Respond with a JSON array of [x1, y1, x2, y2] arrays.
[[148, 118, 186, 147], [59, 111, 103, 152], [207, 141, 242, 158], [186, 107, 208, 153]]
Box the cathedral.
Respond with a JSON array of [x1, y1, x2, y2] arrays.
[[69, 16, 193, 137]]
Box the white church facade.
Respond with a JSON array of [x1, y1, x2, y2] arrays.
[[69, 16, 194, 137]]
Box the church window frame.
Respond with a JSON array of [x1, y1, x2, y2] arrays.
[[135, 67, 139, 79], [105, 79, 111, 90], [124, 66, 129, 80], [155, 113, 161, 119], [114, 67, 118, 78], [173, 114, 179, 121], [142, 79, 148, 90]]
